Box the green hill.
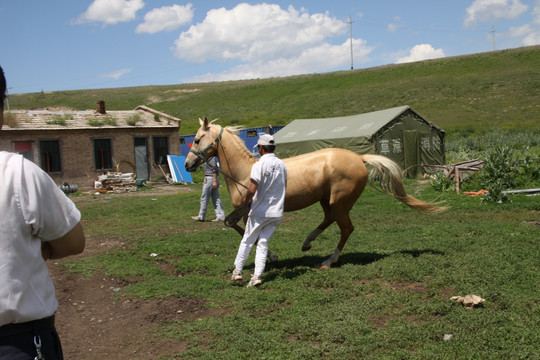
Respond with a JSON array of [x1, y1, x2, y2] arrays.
[[8, 46, 540, 135]]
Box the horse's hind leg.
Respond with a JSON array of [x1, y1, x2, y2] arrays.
[[320, 211, 354, 269], [302, 199, 334, 251]]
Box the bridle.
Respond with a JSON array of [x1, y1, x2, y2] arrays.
[[190, 125, 248, 190], [189, 126, 223, 163]]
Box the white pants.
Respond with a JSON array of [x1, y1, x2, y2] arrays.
[[234, 216, 282, 277]]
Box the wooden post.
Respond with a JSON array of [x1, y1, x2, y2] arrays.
[[455, 167, 460, 194]]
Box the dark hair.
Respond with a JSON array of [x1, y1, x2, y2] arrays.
[[0, 66, 6, 111], [260, 144, 276, 153]]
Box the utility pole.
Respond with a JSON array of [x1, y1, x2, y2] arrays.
[[491, 26, 496, 51], [348, 16, 354, 70]]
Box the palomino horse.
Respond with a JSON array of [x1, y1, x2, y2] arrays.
[[185, 118, 445, 268]]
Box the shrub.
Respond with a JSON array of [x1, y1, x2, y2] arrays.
[[479, 145, 520, 203], [47, 114, 72, 126], [3, 111, 17, 127], [429, 170, 455, 192], [127, 114, 141, 126], [87, 116, 117, 127]]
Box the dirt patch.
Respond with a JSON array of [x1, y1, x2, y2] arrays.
[[48, 184, 226, 359]]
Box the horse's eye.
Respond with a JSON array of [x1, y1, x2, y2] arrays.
[[194, 139, 200, 145]]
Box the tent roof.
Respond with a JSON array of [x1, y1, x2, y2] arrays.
[[274, 105, 441, 144]]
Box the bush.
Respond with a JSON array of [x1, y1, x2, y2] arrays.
[[429, 170, 455, 192], [479, 145, 521, 203]]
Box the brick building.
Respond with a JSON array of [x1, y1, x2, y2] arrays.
[[0, 102, 181, 189]]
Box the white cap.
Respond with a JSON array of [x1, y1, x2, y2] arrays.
[[257, 134, 275, 146]]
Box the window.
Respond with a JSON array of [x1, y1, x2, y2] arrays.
[[153, 136, 169, 165], [93, 138, 113, 170], [39, 140, 62, 173], [14, 141, 33, 161]]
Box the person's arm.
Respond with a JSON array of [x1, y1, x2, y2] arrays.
[[212, 173, 218, 189], [243, 179, 258, 207], [41, 222, 86, 260]]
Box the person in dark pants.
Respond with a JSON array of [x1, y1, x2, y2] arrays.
[[0, 65, 86, 359]]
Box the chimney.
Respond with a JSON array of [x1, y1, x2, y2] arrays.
[[96, 100, 106, 114]]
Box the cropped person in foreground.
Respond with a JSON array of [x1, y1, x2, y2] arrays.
[[0, 65, 86, 360], [231, 134, 287, 287]]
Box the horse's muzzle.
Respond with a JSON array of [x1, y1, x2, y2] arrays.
[[184, 157, 201, 172]]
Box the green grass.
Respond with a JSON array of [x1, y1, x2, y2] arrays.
[[9, 46, 540, 134], [64, 180, 539, 359]]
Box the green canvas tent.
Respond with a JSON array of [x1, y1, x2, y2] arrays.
[[273, 105, 445, 177]]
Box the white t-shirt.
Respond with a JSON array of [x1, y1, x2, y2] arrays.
[[0, 152, 81, 325], [249, 153, 287, 218]]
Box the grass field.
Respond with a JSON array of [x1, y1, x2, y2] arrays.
[[65, 181, 539, 359]]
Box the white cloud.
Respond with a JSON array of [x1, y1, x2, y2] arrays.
[[99, 68, 133, 80], [172, 3, 372, 82], [500, 1, 540, 46], [136, 4, 194, 34], [464, 0, 528, 27], [395, 44, 445, 64], [521, 0, 540, 44], [187, 38, 372, 83], [74, 0, 144, 26], [173, 4, 348, 62]]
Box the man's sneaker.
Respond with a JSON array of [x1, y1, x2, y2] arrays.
[[211, 218, 225, 222], [191, 216, 203, 222], [246, 275, 262, 288], [231, 269, 243, 281]]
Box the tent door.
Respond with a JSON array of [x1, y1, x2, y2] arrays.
[[134, 137, 149, 180], [403, 130, 419, 178]]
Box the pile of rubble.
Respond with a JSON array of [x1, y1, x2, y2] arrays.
[[94, 172, 136, 193]]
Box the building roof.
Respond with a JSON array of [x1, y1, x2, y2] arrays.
[[3, 105, 180, 131]]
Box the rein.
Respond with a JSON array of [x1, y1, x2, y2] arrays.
[[191, 126, 248, 190]]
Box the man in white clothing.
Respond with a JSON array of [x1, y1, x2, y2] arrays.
[[231, 134, 287, 287], [0, 65, 86, 359]]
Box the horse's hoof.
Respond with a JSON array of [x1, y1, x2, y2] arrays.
[[301, 244, 312, 252], [318, 264, 330, 270]]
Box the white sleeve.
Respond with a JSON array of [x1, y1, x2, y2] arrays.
[[18, 158, 81, 241]]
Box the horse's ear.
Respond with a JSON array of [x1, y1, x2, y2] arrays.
[[202, 116, 210, 130]]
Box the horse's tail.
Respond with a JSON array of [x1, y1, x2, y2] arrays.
[[361, 154, 447, 214]]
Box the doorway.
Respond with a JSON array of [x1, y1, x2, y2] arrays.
[[134, 137, 149, 180]]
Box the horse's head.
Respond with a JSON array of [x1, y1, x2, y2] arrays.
[[184, 117, 223, 172]]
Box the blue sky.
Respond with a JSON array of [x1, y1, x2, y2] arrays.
[[1, 0, 539, 94]]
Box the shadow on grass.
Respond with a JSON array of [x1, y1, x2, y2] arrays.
[[261, 248, 445, 282]]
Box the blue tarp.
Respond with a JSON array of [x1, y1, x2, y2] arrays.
[[167, 155, 193, 183]]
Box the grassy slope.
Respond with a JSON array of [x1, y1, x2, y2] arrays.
[[9, 46, 540, 135]]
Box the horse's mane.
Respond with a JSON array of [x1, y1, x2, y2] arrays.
[[219, 125, 256, 161]]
